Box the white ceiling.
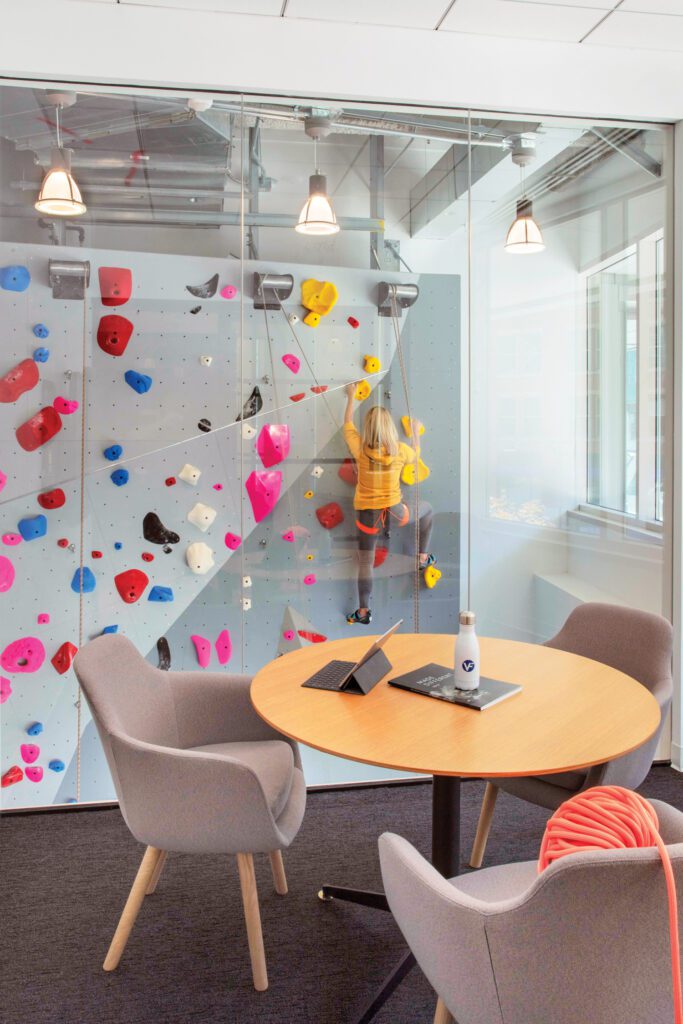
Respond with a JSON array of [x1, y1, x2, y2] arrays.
[[107, 0, 683, 52]]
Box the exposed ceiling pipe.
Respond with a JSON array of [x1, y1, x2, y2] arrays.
[[32, 153, 233, 173], [11, 181, 245, 200], [4, 207, 384, 230], [15, 109, 197, 152]]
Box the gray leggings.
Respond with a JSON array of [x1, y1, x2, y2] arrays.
[[356, 501, 434, 609]]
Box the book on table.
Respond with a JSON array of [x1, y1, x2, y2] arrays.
[[388, 662, 521, 710]]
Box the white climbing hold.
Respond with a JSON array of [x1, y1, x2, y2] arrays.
[[288, 313, 300, 326], [199, 355, 213, 367], [186, 541, 215, 575], [242, 575, 252, 588], [187, 502, 217, 532], [242, 597, 252, 611], [311, 465, 324, 478], [179, 463, 202, 486], [242, 423, 257, 440]]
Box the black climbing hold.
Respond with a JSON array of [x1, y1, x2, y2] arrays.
[[143, 512, 180, 546], [236, 385, 263, 422], [163, 545, 173, 554], [198, 418, 211, 433], [157, 636, 171, 671], [190, 306, 202, 315], [186, 274, 218, 299]]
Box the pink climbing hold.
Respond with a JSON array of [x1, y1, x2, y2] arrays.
[[0, 555, 15, 592], [215, 629, 232, 666], [220, 284, 238, 299], [53, 397, 79, 415], [224, 532, 242, 550], [2, 533, 21, 546], [0, 677, 12, 704], [1, 637, 45, 674], [282, 354, 301, 374], [25, 766, 44, 783], [191, 634, 211, 668], [282, 530, 295, 543], [304, 574, 317, 586], [256, 424, 290, 469], [245, 470, 282, 523], [213, 483, 223, 491], [283, 630, 295, 641], [0, 469, 6, 493], [20, 744, 40, 764], [37, 613, 50, 624]]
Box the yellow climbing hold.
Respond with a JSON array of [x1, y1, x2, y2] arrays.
[[355, 380, 371, 401], [401, 415, 425, 438], [424, 565, 442, 589], [304, 490, 314, 499], [364, 355, 381, 374], [301, 279, 339, 317], [401, 458, 430, 485], [303, 311, 321, 328], [306, 553, 315, 561]]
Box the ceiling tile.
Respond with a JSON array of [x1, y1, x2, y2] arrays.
[[118, 0, 284, 13], [620, 0, 683, 12], [285, 0, 450, 30], [586, 9, 683, 48], [502, 0, 616, 7], [440, 0, 606, 40]]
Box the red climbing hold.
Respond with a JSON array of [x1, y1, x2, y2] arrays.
[[311, 385, 328, 394], [57, 538, 69, 548], [1, 765, 23, 788], [97, 314, 134, 357], [290, 393, 306, 403], [91, 550, 103, 559], [38, 488, 66, 510], [348, 317, 359, 329], [0, 358, 39, 403], [316, 502, 344, 530], [115, 569, 149, 604], [98, 267, 132, 307], [16, 407, 62, 452], [297, 630, 327, 644], [51, 641, 78, 675], [165, 477, 176, 487], [374, 545, 389, 568], [141, 552, 154, 562], [338, 458, 358, 486]]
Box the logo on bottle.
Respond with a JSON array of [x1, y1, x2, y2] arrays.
[[462, 659, 475, 673]]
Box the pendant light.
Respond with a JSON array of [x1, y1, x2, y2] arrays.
[[503, 133, 544, 255], [35, 96, 86, 217], [295, 116, 339, 236]]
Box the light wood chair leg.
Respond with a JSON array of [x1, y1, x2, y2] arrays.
[[236, 852, 268, 992], [103, 845, 163, 971], [146, 850, 168, 894], [269, 850, 288, 896], [469, 782, 499, 869], [433, 996, 455, 1024]]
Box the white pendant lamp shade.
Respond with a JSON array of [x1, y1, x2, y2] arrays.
[[35, 148, 86, 217], [505, 197, 544, 254], [295, 173, 339, 236]]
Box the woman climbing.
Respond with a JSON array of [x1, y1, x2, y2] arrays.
[[343, 383, 435, 625]]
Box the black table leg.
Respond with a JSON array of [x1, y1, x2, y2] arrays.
[[318, 885, 389, 911], [354, 950, 417, 1024]]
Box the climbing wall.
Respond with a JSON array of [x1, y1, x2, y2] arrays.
[[0, 240, 460, 807]]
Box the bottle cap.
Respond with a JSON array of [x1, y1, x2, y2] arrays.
[[459, 610, 476, 626]]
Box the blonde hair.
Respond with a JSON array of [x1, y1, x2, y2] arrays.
[[362, 406, 399, 457]]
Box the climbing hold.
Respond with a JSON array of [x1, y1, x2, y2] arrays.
[[103, 444, 123, 461], [281, 530, 295, 543], [91, 551, 103, 559], [245, 470, 282, 523], [143, 512, 180, 545], [165, 477, 176, 487], [110, 469, 129, 487], [301, 279, 339, 317], [163, 545, 172, 554], [53, 397, 79, 415], [186, 542, 215, 575], [99, 267, 132, 306], [374, 546, 388, 569], [186, 273, 218, 299], [190, 306, 202, 315], [283, 630, 295, 642], [298, 629, 327, 644], [304, 574, 316, 586], [33, 347, 50, 363], [0, 555, 15, 592], [257, 423, 291, 468], [114, 542, 123, 550], [236, 385, 263, 421], [0, 358, 39, 403], [290, 393, 306, 403], [0, 677, 12, 703], [3, 533, 22, 546], [38, 488, 66, 510], [20, 744, 40, 764], [311, 385, 328, 394], [0, 265, 30, 292], [311, 465, 324, 478], [71, 567, 96, 594], [2, 765, 23, 787], [57, 538, 69, 548], [191, 634, 211, 668], [401, 458, 431, 485], [303, 311, 321, 328], [316, 502, 344, 530], [141, 552, 154, 562], [102, 625, 118, 635], [354, 380, 371, 401], [242, 597, 252, 611], [220, 284, 238, 299], [215, 629, 232, 665], [0, 469, 6, 493], [401, 416, 425, 439], [2, 637, 46, 674], [304, 490, 314, 499], [178, 464, 201, 486], [187, 503, 217, 532], [424, 565, 442, 589], [364, 355, 381, 374], [282, 354, 300, 374], [224, 532, 242, 550], [338, 458, 358, 486], [242, 423, 257, 440], [97, 314, 134, 357], [242, 575, 252, 587], [33, 323, 49, 339], [288, 313, 300, 326], [49, 760, 65, 773], [27, 721, 43, 736], [148, 585, 174, 603], [51, 641, 78, 675], [18, 515, 47, 542], [157, 636, 171, 670], [348, 316, 359, 329], [199, 355, 212, 367], [124, 370, 153, 394], [213, 483, 223, 491], [25, 766, 43, 783], [114, 569, 149, 604], [306, 553, 315, 561], [16, 407, 62, 451], [198, 418, 212, 433], [37, 614, 49, 624]]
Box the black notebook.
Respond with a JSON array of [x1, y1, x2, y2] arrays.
[[388, 662, 521, 710]]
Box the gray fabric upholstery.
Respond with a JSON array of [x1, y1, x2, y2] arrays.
[[380, 799, 683, 1024], [495, 603, 673, 810], [73, 634, 306, 855]]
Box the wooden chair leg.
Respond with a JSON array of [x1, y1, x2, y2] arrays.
[[269, 850, 288, 896], [236, 852, 268, 992], [433, 996, 455, 1024], [469, 782, 499, 869], [146, 850, 168, 894], [103, 845, 163, 971]]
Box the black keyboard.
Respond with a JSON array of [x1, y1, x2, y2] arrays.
[[302, 660, 356, 691]]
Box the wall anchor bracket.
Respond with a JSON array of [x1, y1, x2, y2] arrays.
[[253, 272, 294, 310], [48, 259, 90, 300], [377, 282, 419, 317]]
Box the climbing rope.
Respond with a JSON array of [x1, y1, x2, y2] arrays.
[[76, 289, 89, 802]]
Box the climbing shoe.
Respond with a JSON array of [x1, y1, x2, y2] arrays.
[[347, 609, 372, 625], [419, 553, 436, 570]]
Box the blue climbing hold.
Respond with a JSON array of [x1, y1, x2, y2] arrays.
[[148, 585, 174, 603], [33, 347, 50, 363], [125, 370, 152, 394], [71, 566, 96, 594], [1, 265, 30, 292], [102, 625, 119, 635], [27, 721, 43, 736], [114, 541, 123, 550], [103, 444, 123, 462], [33, 323, 49, 339], [49, 759, 65, 773], [111, 469, 129, 487], [18, 514, 47, 541]]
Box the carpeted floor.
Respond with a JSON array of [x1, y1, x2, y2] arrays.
[[3, 767, 682, 1024]]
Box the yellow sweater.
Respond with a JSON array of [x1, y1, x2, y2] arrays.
[[343, 422, 417, 510]]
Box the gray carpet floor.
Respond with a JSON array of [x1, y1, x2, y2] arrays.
[[2, 767, 682, 1024]]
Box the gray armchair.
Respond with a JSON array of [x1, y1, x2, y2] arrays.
[[73, 634, 306, 991], [380, 799, 683, 1024], [470, 602, 673, 868]]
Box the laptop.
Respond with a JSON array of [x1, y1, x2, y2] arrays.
[[302, 620, 403, 694]]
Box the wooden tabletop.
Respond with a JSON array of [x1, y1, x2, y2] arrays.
[[250, 633, 660, 778]]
